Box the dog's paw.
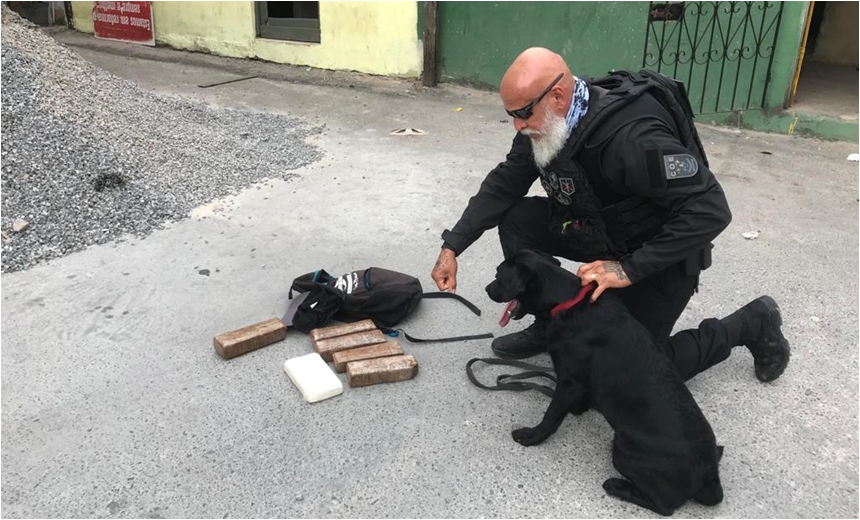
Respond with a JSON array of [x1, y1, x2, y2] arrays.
[[602, 478, 631, 498], [512, 427, 544, 446]]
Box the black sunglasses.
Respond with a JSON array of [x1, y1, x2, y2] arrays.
[[505, 72, 565, 120]]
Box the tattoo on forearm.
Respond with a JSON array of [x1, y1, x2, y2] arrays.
[[604, 261, 628, 281]]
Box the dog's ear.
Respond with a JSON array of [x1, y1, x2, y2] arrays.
[[520, 249, 561, 268], [541, 252, 562, 267]]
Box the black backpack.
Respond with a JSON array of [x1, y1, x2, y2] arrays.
[[287, 267, 493, 343], [588, 68, 709, 167]]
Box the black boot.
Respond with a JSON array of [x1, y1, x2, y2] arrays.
[[491, 319, 548, 359], [722, 296, 791, 382]]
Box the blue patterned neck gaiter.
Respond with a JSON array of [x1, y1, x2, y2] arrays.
[[565, 76, 590, 133]]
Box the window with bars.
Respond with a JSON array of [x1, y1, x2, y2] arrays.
[[256, 2, 320, 43]]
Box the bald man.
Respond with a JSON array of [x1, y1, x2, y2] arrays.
[[431, 48, 789, 383]]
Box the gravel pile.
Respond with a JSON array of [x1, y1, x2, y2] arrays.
[[1, 7, 323, 273]]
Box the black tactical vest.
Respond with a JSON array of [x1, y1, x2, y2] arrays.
[[536, 69, 708, 262]]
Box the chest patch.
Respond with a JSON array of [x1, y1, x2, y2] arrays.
[[559, 177, 575, 195]]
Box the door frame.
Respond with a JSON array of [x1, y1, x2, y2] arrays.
[[786, 1, 815, 108]]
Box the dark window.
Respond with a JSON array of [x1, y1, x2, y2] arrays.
[[257, 2, 320, 44], [648, 2, 684, 22]]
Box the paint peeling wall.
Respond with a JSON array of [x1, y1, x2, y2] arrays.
[[70, 1, 422, 77]]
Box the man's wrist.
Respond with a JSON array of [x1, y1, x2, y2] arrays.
[[441, 243, 458, 256], [619, 258, 639, 284]]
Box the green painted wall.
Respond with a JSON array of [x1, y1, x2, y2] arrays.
[[708, 109, 859, 142], [764, 1, 808, 109], [427, 1, 808, 114], [433, 2, 647, 89]]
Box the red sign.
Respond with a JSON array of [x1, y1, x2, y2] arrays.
[[93, 1, 154, 46]]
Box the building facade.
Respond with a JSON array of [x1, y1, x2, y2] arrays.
[[69, 1, 857, 141], [70, 1, 423, 77]]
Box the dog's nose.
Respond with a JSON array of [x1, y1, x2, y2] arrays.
[[485, 281, 498, 299]]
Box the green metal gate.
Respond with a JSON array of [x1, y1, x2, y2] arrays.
[[642, 1, 786, 115]]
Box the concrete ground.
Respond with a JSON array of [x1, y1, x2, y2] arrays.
[[2, 31, 858, 518], [793, 61, 859, 122]]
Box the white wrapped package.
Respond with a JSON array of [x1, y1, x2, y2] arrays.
[[283, 353, 344, 403]]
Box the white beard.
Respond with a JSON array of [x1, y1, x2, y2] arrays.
[[521, 108, 571, 168]]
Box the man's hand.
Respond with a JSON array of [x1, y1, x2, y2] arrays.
[[431, 247, 458, 293], [577, 260, 632, 302]]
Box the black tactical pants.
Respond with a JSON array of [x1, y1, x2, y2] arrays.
[[498, 196, 733, 381]]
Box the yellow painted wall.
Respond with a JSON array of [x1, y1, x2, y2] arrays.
[[70, 1, 422, 77], [71, 1, 95, 33]]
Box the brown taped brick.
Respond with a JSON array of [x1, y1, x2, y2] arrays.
[[331, 341, 403, 373], [310, 319, 376, 342], [313, 329, 387, 362], [214, 318, 286, 359], [346, 355, 418, 388]]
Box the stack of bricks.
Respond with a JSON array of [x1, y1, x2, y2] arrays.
[[310, 319, 418, 388]]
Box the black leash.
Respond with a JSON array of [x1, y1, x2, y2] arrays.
[[422, 291, 484, 316], [465, 357, 556, 398], [383, 328, 493, 343], [381, 291, 493, 343]]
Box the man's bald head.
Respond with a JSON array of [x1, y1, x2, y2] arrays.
[[500, 47, 575, 117]]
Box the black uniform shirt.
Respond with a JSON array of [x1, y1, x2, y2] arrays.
[[442, 90, 732, 283]]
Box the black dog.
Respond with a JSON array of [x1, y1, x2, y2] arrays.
[[485, 250, 724, 516]]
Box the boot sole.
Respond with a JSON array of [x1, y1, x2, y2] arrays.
[[753, 296, 791, 382], [755, 342, 790, 382]]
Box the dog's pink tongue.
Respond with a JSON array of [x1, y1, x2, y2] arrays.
[[499, 300, 519, 327]]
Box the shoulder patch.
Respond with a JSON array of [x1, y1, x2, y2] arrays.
[[663, 153, 699, 180]]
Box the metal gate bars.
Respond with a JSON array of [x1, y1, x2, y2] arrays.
[[643, 1, 785, 114]]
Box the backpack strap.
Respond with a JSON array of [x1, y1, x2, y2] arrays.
[[465, 357, 556, 398], [289, 269, 336, 299]]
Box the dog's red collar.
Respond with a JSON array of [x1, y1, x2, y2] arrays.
[[550, 282, 597, 317]]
